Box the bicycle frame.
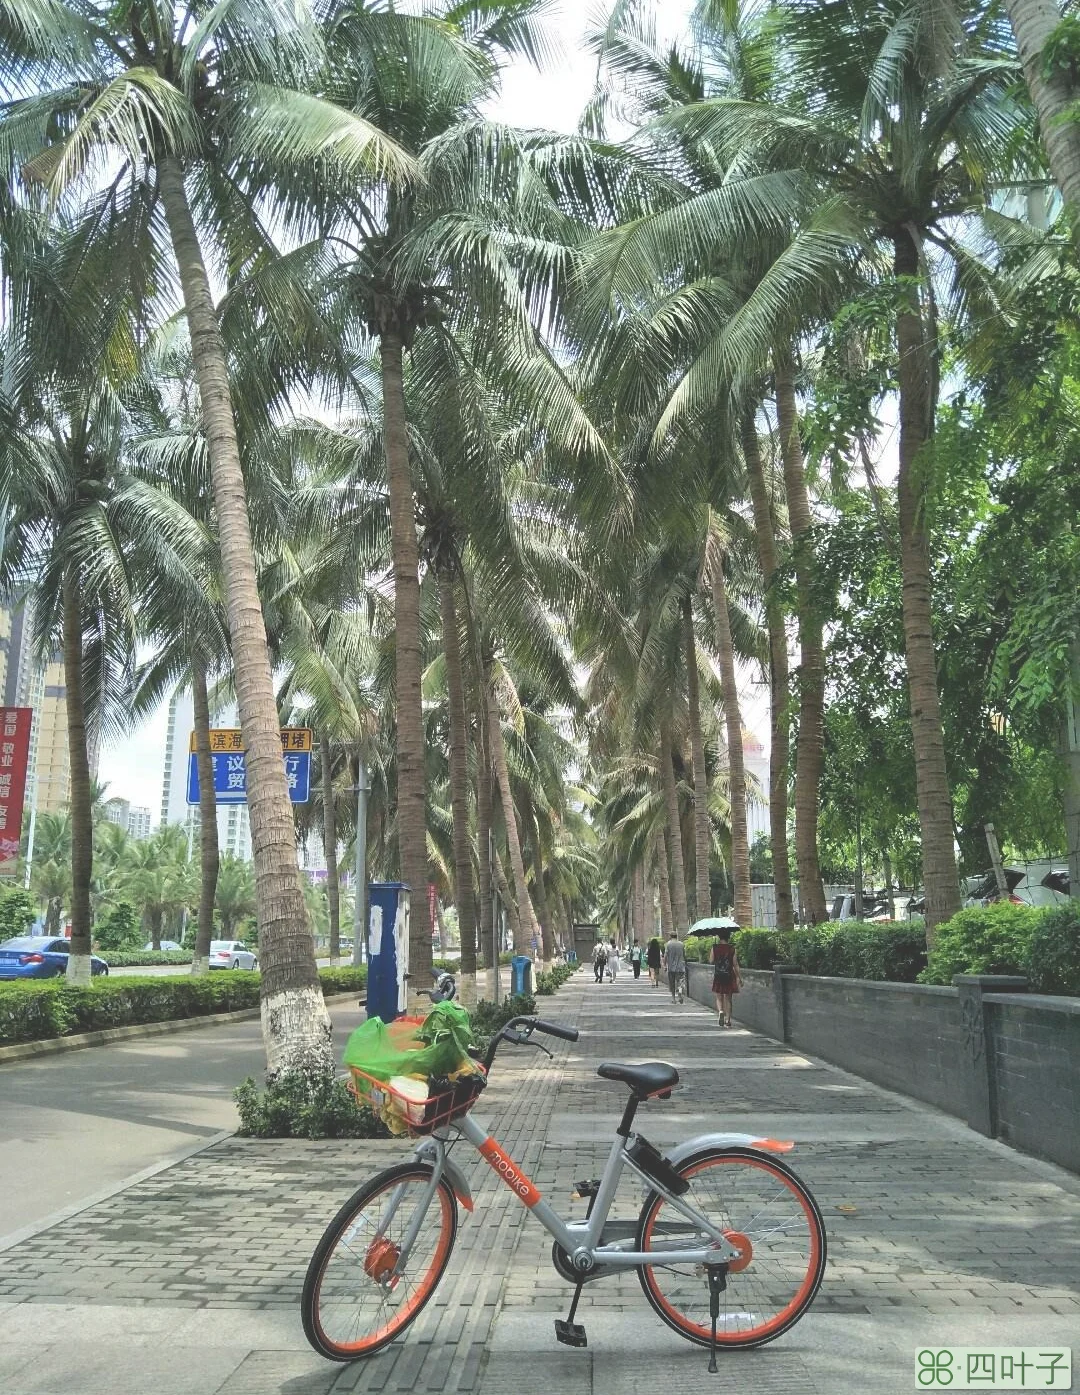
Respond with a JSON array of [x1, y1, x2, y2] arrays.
[[390, 1108, 742, 1278]]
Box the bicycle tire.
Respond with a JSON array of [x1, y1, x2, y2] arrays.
[[636, 1146, 826, 1350], [302, 1163, 457, 1361]]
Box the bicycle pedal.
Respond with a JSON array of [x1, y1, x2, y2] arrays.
[[554, 1320, 588, 1348]]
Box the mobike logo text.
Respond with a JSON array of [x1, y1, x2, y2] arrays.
[[479, 1137, 542, 1208]]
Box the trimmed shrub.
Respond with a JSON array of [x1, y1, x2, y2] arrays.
[[0, 964, 368, 1046], [920, 903, 1041, 985], [734, 929, 779, 969], [235, 1071, 384, 1139], [1023, 903, 1080, 996], [318, 965, 368, 994], [97, 950, 193, 967], [535, 963, 575, 995]]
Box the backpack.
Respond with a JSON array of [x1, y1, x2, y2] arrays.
[[712, 942, 734, 984]]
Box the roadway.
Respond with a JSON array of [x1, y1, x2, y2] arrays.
[[0, 999, 365, 1242]]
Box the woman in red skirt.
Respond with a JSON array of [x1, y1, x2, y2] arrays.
[[711, 923, 742, 1028]]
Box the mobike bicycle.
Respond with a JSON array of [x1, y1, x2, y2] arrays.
[[301, 1012, 827, 1373]]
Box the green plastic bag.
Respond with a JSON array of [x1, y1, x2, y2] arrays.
[[343, 1002, 476, 1083]]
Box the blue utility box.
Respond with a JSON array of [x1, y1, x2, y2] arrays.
[[366, 882, 410, 1023], [510, 954, 533, 997]]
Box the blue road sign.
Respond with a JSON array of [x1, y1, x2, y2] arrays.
[[187, 731, 311, 805]]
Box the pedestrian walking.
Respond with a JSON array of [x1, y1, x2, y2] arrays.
[[630, 940, 642, 979], [607, 940, 620, 981], [592, 940, 607, 983], [663, 931, 686, 1005], [710, 921, 742, 1027], [646, 936, 662, 987]]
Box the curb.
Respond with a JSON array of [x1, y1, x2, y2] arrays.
[[0, 1129, 235, 1254], [0, 1006, 263, 1064]]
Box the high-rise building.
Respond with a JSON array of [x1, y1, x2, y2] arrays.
[[159, 688, 253, 861], [104, 797, 153, 842], [0, 601, 77, 816]]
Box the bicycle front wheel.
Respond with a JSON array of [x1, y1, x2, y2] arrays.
[[302, 1163, 457, 1361], [637, 1146, 825, 1350]]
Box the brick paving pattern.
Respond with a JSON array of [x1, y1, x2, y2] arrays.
[[2, 967, 1079, 1394]]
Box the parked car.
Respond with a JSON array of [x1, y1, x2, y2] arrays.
[[0, 936, 109, 979], [142, 941, 183, 953], [209, 939, 258, 970]]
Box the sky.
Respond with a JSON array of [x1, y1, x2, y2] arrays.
[[97, 0, 743, 815]]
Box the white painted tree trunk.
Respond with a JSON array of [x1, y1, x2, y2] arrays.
[[65, 955, 92, 985], [261, 987, 335, 1080], [191, 954, 209, 976], [458, 971, 477, 1008]]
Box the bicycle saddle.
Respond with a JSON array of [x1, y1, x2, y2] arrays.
[[596, 1061, 679, 1097]]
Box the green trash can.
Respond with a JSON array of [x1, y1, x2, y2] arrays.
[[510, 955, 533, 997]]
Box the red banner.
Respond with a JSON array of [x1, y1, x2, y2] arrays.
[[0, 707, 32, 871]]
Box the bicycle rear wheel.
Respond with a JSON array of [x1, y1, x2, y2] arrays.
[[302, 1163, 457, 1361], [637, 1146, 825, 1350]]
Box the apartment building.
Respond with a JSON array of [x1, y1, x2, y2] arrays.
[[0, 602, 75, 816]]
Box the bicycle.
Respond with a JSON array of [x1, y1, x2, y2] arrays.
[[301, 1014, 827, 1372]]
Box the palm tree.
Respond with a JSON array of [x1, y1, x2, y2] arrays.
[[0, 0, 411, 1069], [599, 0, 1030, 934], [1003, 0, 1080, 220], [774, 354, 828, 923], [312, 0, 597, 996], [705, 514, 753, 926], [216, 856, 257, 939]]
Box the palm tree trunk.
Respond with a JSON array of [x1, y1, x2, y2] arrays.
[[191, 652, 219, 976], [660, 721, 691, 934], [376, 327, 431, 1002], [741, 409, 794, 930], [683, 597, 711, 922], [774, 358, 828, 925], [893, 232, 961, 940], [438, 564, 478, 999], [642, 865, 656, 941], [657, 837, 674, 937], [62, 569, 93, 984], [1003, 0, 1080, 226], [486, 677, 538, 953], [319, 732, 341, 963], [631, 862, 645, 945], [475, 705, 497, 997], [710, 557, 753, 927], [157, 157, 332, 1077], [527, 800, 553, 969]]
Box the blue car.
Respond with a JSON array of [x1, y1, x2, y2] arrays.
[[0, 936, 109, 979]]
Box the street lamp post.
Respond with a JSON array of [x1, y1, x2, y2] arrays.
[[351, 750, 369, 968]]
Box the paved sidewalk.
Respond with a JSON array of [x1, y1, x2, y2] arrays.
[[1, 969, 1078, 1394]]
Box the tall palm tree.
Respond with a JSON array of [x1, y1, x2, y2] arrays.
[[0, 0, 410, 1068], [313, 0, 600, 995], [1002, 0, 1080, 220]]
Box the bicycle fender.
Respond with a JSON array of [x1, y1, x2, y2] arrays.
[[664, 1133, 795, 1169], [412, 1141, 475, 1212]]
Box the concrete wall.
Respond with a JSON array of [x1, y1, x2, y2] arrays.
[[685, 961, 1080, 1175]]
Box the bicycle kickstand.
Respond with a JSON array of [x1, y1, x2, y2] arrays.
[[554, 1281, 587, 1349], [706, 1264, 727, 1374]]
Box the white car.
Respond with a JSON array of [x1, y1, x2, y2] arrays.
[[143, 941, 183, 953], [209, 939, 258, 970]]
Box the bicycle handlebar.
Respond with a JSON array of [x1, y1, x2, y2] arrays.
[[482, 1015, 579, 1071], [531, 1019, 579, 1043]]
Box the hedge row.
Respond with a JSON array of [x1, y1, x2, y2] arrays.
[[0, 965, 367, 1047], [98, 951, 193, 967], [677, 902, 1079, 996], [681, 922, 929, 983], [921, 901, 1080, 995]]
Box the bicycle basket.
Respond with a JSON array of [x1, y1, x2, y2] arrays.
[[349, 1066, 486, 1138]]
